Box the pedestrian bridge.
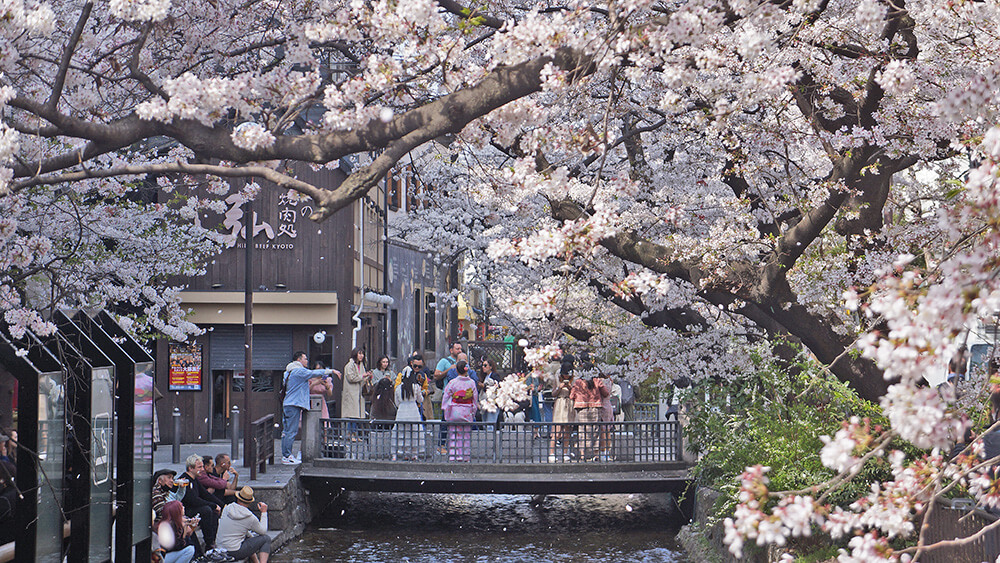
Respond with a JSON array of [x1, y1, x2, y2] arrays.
[[298, 419, 693, 501]]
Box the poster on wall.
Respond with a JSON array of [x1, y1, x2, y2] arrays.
[[168, 343, 202, 391]]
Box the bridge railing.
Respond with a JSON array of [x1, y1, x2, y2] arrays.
[[249, 413, 275, 480], [634, 402, 659, 421], [318, 419, 683, 464]]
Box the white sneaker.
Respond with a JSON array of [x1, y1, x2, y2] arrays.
[[295, 451, 302, 461], [548, 454, 557, 462], [281, 456, 300, 465]]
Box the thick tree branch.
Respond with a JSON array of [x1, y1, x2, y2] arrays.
[[301, 48, 596, 219], [588, 277, 709, 332], [550, 194, 887, 399], [436, 0, 506, 29], [173, 47, 596, 168]]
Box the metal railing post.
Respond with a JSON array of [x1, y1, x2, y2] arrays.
[[673, 420, 683, 461], [171, 407, 181, 463], [494, 421, 504, 463], [230, 405, 240, 461]]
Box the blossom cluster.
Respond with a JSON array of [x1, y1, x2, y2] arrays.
[[480, 374, 530, 413]]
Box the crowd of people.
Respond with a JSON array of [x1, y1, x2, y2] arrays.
[[278, 344, 638, 464], [152, 453, 270, 563]]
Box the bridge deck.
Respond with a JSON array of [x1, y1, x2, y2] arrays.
[[302, 420, 693, 495], [301, 460, 691, 494]]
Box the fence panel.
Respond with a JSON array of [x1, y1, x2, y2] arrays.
[[920, 499, 999, 563], [318, 419, 682, 464]]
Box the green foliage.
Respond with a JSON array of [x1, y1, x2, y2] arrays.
[[686, 349, 891, 514]]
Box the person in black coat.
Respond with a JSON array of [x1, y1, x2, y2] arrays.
[[179, 454, 221, 550]]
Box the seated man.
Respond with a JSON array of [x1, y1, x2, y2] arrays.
[[152, 469, 188, 522], [213, 453, 240, 504], [198, 455, 237, 505], [216, 486, 270, 563], [179, 454, 222, 550]]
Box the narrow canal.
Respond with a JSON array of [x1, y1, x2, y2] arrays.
[[273, 492, 689, 562]]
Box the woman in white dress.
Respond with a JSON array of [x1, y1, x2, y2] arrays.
[[392, 370, 425, 460]]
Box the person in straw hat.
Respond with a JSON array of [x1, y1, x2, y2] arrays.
[[215, 486, 270, 562]]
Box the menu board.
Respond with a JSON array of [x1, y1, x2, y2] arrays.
[[168, 342, 202, 390]]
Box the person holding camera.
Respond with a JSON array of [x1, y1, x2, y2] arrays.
[[282, 351, 337, 464], [217, 486, 271, 563], [342, 347, 372, 441]]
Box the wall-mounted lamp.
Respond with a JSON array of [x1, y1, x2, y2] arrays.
[[363, 291, 395, 306], [211, 283, 224, 289], [275, 283, 287, 290]]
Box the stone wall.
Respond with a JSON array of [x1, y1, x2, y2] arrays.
[[677, 487, 774, 563], [252, 467, 312, 549]]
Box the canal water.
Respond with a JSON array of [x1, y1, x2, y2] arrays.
[[273, 492, 689, 562]]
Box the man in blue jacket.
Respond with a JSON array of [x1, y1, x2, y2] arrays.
[[281, 351, 336, 464]]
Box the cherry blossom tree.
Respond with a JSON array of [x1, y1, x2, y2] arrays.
[[2, 0, 988, 396], [1, 0, 999, 556]]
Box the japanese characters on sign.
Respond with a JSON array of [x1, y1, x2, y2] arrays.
[[168, 342, 202, 391], [220, 191, 314, 250]]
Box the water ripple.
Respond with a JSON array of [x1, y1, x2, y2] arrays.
[[274, 493, 689, 563]]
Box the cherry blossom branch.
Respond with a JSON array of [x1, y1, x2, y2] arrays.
[[12, 161, 327, 203], [47, 1, 93, 112], [305, 48, 597, 220], [129, 23, 167, 100]]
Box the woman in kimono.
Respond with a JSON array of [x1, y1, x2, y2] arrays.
[[392, 370, 425, 460], [441, 361, 478, 462]]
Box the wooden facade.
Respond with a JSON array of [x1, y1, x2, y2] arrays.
[[156, 162, 391, 443]]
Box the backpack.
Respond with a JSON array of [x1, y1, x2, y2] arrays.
[[610, 395, 622, 416], [278, 369, 291, 409], [619, 380, 635, 405]]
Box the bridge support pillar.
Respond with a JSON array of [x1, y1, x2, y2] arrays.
[[302, 394, 323, 462]]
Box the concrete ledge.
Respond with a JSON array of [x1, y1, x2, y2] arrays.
[[300, 462, 691, 495]]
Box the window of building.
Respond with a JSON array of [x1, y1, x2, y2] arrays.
[[231, 370, 277, 392], [424, 292, 436, 351], [413, 288, 422, 351], [389, 309, 398, 358]]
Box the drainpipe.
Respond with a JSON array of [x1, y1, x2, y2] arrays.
[[383, 181, 390, 357], [352, 199, 364, 349]]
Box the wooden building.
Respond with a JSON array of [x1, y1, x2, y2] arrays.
[[156, 162, 391, 444]]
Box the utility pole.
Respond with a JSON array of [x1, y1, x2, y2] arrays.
[[243, 197, 254, 467]]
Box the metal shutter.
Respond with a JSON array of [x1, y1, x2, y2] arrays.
[[209, 326, 293, 370]]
